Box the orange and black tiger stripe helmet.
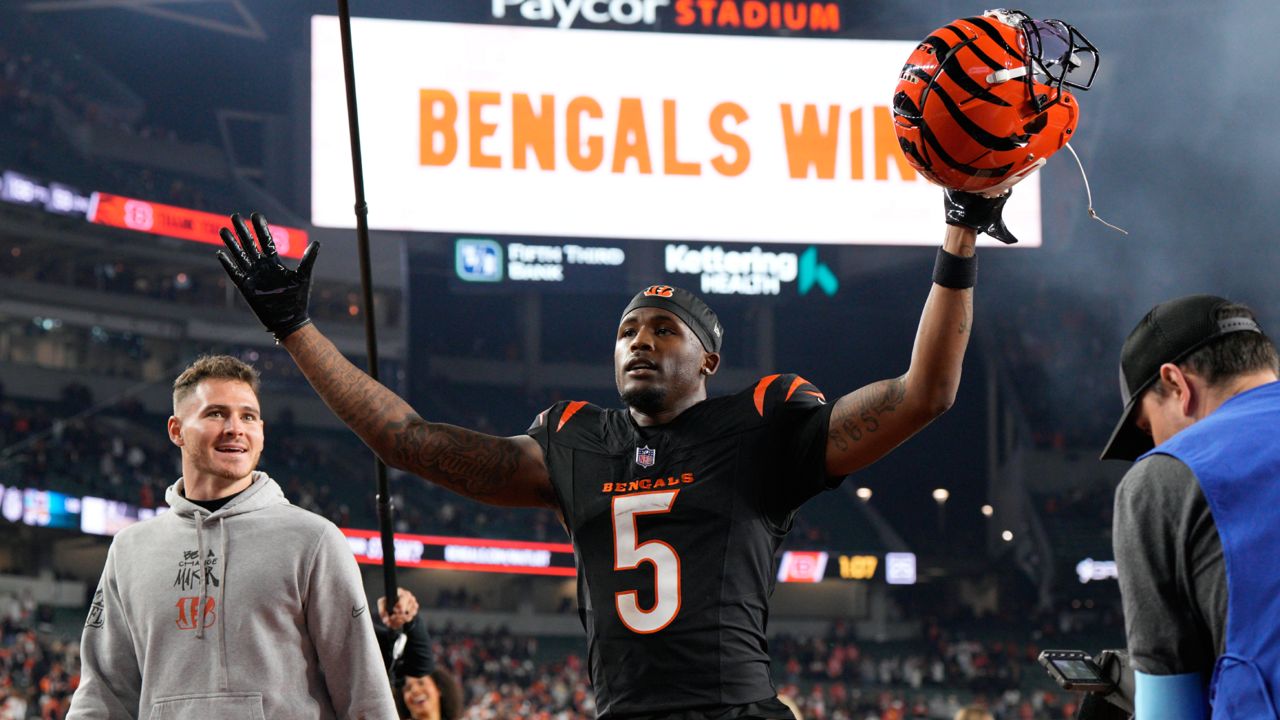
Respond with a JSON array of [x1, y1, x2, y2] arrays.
[[892, 9, 1099, 193]]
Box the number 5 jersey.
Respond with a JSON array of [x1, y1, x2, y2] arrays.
[[527, 374, 839, 718]]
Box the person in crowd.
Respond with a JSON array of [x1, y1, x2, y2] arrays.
[[777, 694, 803, 720], [376, 589, 464, 720]]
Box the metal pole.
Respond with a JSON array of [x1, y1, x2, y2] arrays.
[[336, 0, 398, 626]]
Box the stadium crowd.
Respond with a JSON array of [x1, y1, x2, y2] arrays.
[[0, 244, 401, 335], [0, 594, 77, 720], [0, 601, 1104, 720], [0, 11, 242, 213]]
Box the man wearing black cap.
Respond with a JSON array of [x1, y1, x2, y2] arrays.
[[1102, 295, 1280, 720], [214, 190, 997, 719]]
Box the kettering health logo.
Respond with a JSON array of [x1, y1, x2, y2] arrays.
[[664, 244, 838, 297], [456, 238, 503, 282], [798, 246, 837, 297]]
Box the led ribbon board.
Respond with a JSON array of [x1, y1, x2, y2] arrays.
[[89, 193, 308, 259], [342, 528, 577, 576]]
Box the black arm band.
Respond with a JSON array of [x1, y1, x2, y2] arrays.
[[932, 247, 976, 289]]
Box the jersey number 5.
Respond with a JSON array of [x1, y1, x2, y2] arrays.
[[612, 490, 681, 633]]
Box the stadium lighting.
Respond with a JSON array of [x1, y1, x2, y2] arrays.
[[931, 488, 949, 535], [981, 504, 994, 517], [856, 487, 872, 501]]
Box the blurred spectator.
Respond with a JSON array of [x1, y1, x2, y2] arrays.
[[375, 589, 465, 720]]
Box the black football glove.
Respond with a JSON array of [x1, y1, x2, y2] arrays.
[[944, 188, 1018, 245], [216, 212, 319, 341]]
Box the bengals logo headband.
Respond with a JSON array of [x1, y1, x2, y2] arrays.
[[621, 285, 723, 354]]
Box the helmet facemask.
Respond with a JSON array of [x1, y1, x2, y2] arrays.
[[1012, 11, 1099, 111]]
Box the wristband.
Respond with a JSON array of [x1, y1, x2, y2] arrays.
[[932, 247, 976, 289]]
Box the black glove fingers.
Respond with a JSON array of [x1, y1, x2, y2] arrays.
[[219, 227, 252, 268], [215, 250, 247, 281], [231, 213, 264, 262], [296, 241, 320, 278], [250, 213, 279, 260], [219, 211, 314, 341]]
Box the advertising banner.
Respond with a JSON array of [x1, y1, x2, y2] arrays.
[[89, 193, 308, 258]]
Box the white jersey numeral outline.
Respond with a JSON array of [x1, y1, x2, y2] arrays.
[[611, 489, 682, 633]]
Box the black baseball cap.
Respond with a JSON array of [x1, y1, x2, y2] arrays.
[[1100, 294, 1262, 461], [621, 285, 723, 354]]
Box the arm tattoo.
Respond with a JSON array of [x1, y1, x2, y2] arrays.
[[291, 330, 540, 503], [386, 418, 521, 501], [827, 376, 907, 451], [292, 330, 402, 444]]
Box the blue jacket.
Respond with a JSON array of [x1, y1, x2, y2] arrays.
[[1143, 381, 1280, 719]]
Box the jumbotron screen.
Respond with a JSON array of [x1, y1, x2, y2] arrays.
[[310, 16, 1042, 247]]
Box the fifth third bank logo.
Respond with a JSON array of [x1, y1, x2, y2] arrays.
[[456, 239, 503, 282]]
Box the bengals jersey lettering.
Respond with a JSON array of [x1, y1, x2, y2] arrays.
[[527, 374, 838, 719]]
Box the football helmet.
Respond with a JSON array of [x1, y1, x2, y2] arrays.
[[892, 9, 1099, 193]]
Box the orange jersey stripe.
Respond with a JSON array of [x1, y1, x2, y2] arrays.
[[753, 374, 781, 417], [557, 401, 588, 432], [785, 376, 826, 403], [784, 375, 810, 402]]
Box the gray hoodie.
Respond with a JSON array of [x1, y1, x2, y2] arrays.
[[68, 472, 397, 720]]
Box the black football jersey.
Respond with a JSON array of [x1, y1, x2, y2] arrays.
[[527, 374, 838, 718]]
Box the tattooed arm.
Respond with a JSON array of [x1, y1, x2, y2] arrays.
[[281, 325, 555, 508], [825, 224, 976, 475]]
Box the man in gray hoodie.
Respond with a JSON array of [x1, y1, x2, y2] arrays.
[[67, 355, 397, 720]]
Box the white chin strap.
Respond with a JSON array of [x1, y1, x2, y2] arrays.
[[986, 66, 1030, 84], [987, 56, 1082, 86]]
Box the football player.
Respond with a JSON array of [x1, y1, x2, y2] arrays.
[[216, 187, 999, 718]]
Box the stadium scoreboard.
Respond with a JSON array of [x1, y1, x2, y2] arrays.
[[311, 16, 1042, 247]]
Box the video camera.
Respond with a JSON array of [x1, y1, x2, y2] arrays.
[[1039, 649, 1135, 720]]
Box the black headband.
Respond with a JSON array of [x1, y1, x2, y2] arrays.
[[621, 285, 723, 353]]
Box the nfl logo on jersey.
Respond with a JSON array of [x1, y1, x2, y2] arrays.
[[635, 446, 656, 468]]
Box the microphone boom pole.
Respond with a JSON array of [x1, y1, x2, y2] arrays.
[[335, 0, 399, 621]]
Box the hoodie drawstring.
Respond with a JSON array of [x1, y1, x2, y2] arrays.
[[195, 511, 208, 640], [218, 520, 230, 691], [194, 511, 232, 689]]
